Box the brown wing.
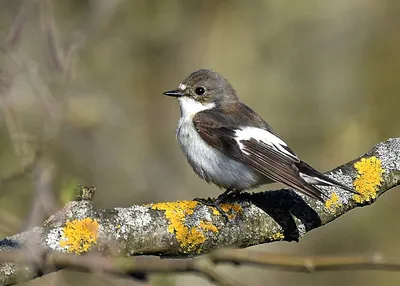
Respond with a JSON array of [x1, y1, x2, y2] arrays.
[[239, 139, 325, 201], [193, 102, 325, 201]]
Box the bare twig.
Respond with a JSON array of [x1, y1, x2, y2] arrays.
[[0, 251, 240, 286], [1, 0, 36, 51], [2, 249, 400, 286], [24, 159, 58, 229], [210, 249, 400, 272], [40, 0, 64, 73]]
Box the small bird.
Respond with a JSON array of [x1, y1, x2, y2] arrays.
[[164, 69, 355, 217]]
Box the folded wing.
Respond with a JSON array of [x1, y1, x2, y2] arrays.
[[193, 106, 326, 201]]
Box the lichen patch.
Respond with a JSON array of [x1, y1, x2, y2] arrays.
[[325, 192, 342, 212], [59, 218, 99, 254], [199, 221, 219, 233], [1, 263, 16, 277], [114, 205, 152, 239], [322, 169, 353, 205], [211, 203, 243, 219], [270, 232, 285, 241], [352, 156, 384, 203], [46, 227, 66, 252], [151, 200, 220, 253], [376, 138, 400, 171]]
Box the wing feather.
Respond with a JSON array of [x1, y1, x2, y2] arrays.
[[193, 104, 325, 201], [241, 139, 324, 201]]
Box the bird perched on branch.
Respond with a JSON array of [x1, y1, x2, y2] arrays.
[[164, 69, 356, 219]]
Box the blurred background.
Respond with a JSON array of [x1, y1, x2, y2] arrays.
[[0, 0, 399, 285]]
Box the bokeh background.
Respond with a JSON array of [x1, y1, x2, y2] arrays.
[[0, 0, 399, 285]]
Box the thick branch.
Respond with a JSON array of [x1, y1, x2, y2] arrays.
[[0, 138, 399, 285]]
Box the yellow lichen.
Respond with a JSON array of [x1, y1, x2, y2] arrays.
[[59, 218, 99, 254], [352, 156, 384, 203], [152, 200, 217, 253], [199, 221, 219, 233], [325, 192, 342, 212], [186, 228, 206, 247], [152, 200, 246, 253], [270, 232, 285, 241], [151, 201, 197, 235], [211, 203, 243, 219]]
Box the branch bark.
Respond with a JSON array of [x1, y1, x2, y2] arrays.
[[0, 138, 399, 285]]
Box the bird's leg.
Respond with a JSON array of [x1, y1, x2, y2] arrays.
[[194, 187, 237, 221]]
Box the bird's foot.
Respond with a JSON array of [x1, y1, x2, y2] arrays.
[[193, 197, 229, 221]]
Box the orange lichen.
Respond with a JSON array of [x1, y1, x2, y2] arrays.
[[325, 192, 342, 212], [352, 156, 384, 203], [187, 228, 207, 249], [151, 201, 197, 234], [152, 200, 219, 253], [59, 218, 99, 254], [270, 232, 284, 241], [199, 221, 219, 233], [211, 203, 243, 219]]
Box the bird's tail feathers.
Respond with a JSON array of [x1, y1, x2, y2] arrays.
[[296, 183, 327, 203], [297, 161, 358, 195]]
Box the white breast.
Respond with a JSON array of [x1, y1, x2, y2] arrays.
[[176, 97, 266, 190]]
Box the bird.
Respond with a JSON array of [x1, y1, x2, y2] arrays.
[[163, 69, 356, 218]]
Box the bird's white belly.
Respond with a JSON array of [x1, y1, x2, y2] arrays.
[[177, 117, 264, 190]]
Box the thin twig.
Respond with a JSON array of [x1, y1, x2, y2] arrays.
[[24, 159, 58, 230], [2, 250, 400, 286], [1, 0, 36, 51], [40, 0, 64, 73], [210, 249, 400, 272], [0, 251, 239, 286], [193, 257, 242, 286]]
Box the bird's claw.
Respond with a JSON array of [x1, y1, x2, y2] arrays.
[[193, 197, 229, 221]]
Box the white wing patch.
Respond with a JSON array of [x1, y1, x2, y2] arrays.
[[300, 173, 337, 186], [235, 127, 299, 160]]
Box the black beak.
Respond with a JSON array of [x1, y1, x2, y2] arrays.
[[163, 89, 184, 97]]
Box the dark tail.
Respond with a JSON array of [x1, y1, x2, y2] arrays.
[[296, 161, 358, 195]]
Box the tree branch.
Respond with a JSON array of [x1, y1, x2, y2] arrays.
[[0, 138, 399, 285]]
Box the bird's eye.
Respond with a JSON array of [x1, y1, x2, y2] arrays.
[[195, 87, 205, 95]]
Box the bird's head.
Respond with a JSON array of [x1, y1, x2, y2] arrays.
[[163, 69, 238, 109]]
